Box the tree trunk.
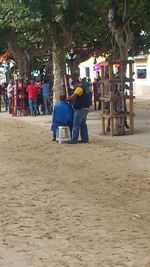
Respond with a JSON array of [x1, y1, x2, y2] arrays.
[[7, 30, 32, 80], [52, 41, 66, 102], [67, 57, 80, 75], [5, 62, 11, 83], [17, 53, 31, 79], [108, 1, 134, 135], [24, 51, 33, 80]]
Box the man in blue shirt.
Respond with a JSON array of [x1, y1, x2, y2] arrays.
[[41, 79, 51, 115], [51, 95, 74, 141]]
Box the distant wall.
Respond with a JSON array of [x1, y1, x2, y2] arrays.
[[134, 85, 150, 99], [134, 57, 150, 99]]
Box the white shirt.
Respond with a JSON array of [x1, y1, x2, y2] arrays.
[[69, 77, 74, 90], [7, 83, 13, 98]]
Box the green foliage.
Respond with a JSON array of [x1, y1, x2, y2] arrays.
[[0, 0, 150, 64]]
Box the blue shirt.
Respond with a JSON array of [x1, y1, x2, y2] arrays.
[[41, 83, 50, 96], [51, 101, 74, 135]]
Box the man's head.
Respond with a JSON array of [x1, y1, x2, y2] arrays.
[[59, 95, 66, 101], [72, 79, 81, 88], [43, 78, 48, 83], [82, 77, 86, 82]]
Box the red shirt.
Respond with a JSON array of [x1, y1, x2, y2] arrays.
[[27, 84, 38, 99]]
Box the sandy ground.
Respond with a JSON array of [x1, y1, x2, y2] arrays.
[[0, 100, 150, 267]]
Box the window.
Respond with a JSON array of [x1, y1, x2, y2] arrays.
[[136, 66, 147, 79], [85, 67, 90, 78]]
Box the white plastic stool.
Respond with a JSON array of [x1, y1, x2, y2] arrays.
[[56, 126, 71, 144]]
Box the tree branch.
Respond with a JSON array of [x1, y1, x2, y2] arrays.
[[119, 0, 143, 32]]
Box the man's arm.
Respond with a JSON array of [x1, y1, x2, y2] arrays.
[[66, 93, 77, 102], [66, 86, 83, 102]]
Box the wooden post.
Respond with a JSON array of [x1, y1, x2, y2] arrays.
[[100, 60, 135, 136], [129, 62, 134, 133], [101, 66, 105, 134], [110, 94, 114, 135], [64, 75, 69, 98]]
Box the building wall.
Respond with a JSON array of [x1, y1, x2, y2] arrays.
[[133, 56, 150, 98], [79, 56, 105, 81]]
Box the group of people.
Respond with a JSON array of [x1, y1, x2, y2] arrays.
[[1, 78, 52, 116], [0, 76, 91, 144], [27, 79, 52, 116], [1, 73, 130, 143]]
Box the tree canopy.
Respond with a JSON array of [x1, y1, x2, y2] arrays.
[[0, 0, 150, 98]]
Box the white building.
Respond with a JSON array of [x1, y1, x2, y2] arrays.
[[133, 54, 150, 98], [79, 56, 105, 81]]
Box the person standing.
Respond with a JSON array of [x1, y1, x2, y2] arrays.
[[66, 80, 90, 144], [26, 80, 39, 116], [68, 75, 74, 95], [41, 78, 51, 115], [7, 80, 14, 114], [1, 83, 8, 111]]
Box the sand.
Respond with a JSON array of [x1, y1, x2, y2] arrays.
[[0, 102, 150, 267]]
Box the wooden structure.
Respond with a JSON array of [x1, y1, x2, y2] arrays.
[[100, 60, 135, 136], [12, 80, 29, 116], [93, 80, 101, 110]]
